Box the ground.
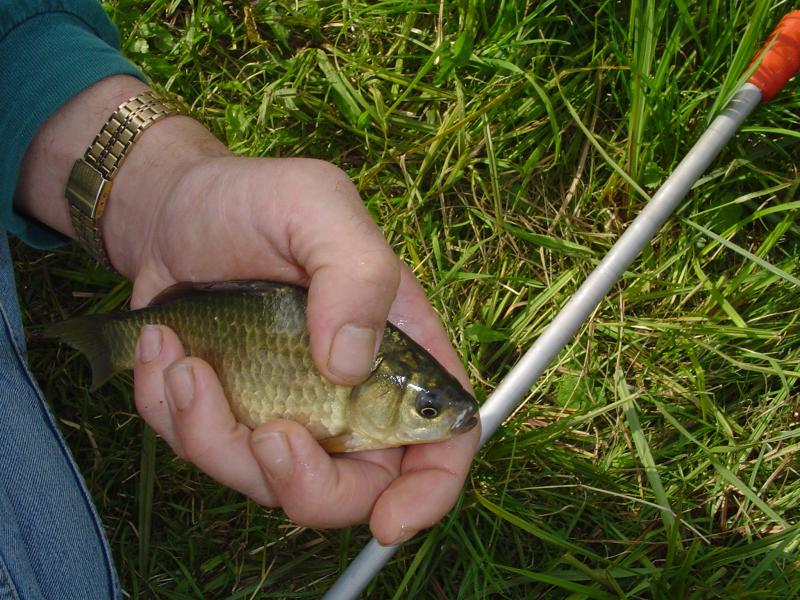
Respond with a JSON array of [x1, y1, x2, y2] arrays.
[[18, 1, 800, 598]]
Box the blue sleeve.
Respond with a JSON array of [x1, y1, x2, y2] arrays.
[[0, 0, 146, 248]]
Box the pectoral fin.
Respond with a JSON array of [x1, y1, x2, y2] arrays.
[[319, 433, 357, 453], [319, 432, 397, 453]]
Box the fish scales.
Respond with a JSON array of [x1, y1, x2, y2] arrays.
[[46, 281, 479, 452], [99, 286, 350, 438]]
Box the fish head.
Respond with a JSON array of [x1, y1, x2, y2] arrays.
[[347, 326, 478, 449]]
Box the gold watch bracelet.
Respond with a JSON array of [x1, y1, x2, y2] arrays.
[[65, 90, 183, 270]]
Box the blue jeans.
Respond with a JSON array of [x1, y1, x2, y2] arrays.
[[0, 235, 120, 599]]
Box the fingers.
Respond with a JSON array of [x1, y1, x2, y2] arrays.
[[366, 268, 480, 545], [290, 233, 479, 542], [278, 159, 402, 386], [134, 157, 404, 387], [250, 420, 403, 528], [133, 325, 406, 524], [369, 424, 481, 545], [306, 257, 400, 386], [133, 324, 186, 453], [127, 156, 480, 539], [372, 275, 480, 547], [133, 325, 277, 506]]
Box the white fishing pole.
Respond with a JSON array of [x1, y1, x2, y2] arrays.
[[322, 11, 800, 600]]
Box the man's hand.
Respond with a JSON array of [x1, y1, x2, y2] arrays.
[[121, 154, 402, 386], [17, 75, 480, 544], [122, 150, 480, 545]]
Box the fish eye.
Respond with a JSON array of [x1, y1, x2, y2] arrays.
[[416, 390, 443, 419]]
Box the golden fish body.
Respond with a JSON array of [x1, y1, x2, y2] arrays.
[[48, 281, 478, 452]]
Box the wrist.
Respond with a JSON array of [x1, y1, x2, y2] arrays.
[[15, 74, 230, 278], [102, 112, 230, 278], [16, 75, 149, 242]]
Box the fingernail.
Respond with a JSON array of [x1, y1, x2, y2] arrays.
[[165, 363, 194, 411], [252, 431, 293, 481], [385, 525, 417, 546], [328, 324, 378, 382], [137, 325, 162, 364]]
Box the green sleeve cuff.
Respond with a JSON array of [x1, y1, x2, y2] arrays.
[[0, 3, 145, 249]]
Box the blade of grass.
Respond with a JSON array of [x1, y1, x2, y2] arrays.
[[616, 371, 677, 535], [656, 402, 789, 529], [685, 218, 800, 288]]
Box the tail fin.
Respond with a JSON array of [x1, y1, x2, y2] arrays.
[[45, 316, 116, 390]]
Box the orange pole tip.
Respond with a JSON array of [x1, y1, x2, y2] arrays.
[[747, 10, 800, 101]]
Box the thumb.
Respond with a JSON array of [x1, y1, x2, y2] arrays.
[[279, 160, 402, 386], [305, 254, 400, 386]]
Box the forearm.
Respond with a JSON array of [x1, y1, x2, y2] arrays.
[[15, 75, 147, 241], [14, 75, 230, 279]]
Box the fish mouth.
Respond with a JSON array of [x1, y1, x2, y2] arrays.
[[451, 409, 479, 434]]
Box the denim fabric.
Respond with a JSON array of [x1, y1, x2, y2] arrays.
[[0, 234, 120, 599]]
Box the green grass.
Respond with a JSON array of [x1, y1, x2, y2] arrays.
[[17, 0, 800, 597]]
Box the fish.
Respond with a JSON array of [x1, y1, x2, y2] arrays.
[[46, 281, 478, 452]]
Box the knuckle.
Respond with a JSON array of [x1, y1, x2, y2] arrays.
[[282, 502, 322, 526], [171, 445, 190, 461], [261, 497, 282, 509], [350, 251, 401, 296], [309, 159, 352, 186], [248, 489, 280, 508], [279, 487, 336, 526], [291, 159, 358, 200], [134, 393, 170, 431], [177, 432, 214, 463]]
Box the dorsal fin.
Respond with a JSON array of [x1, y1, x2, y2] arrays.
[[148, 280, 307, 307]]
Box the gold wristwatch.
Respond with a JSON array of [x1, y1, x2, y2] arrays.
[[65, 90, 182, 269]]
